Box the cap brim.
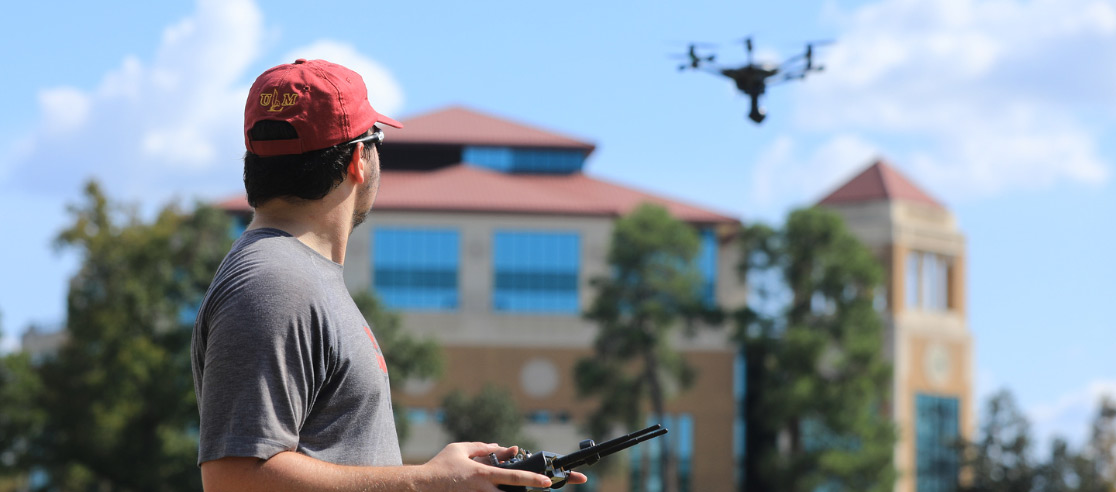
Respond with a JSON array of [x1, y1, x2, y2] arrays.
[[376, 112, 404, 129]]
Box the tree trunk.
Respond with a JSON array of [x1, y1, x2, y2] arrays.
[[645, 347, 679, 492], [742, 341, 774, 492]]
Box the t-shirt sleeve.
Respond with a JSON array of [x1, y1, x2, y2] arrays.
[[195, 281, 328, 465]]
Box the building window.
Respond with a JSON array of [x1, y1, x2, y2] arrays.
[[492, 231, 580, 314], [526, 410, 551, 424], [906, 251, 951, 311], [629, 414, 694, 492], [463, 146, 586, 174], [916, 393, 960, 492], [373, 228, 459, 311], [229, 214, 249, 238], [697, 228, 718, 306]]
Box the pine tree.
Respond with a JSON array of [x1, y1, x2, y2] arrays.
[[961, 389, 1037, 492], [0, 309, 45, 490], [1078, 397, 1116, 491], [576, 203, 704, 492], [735, 207, 896, 492]]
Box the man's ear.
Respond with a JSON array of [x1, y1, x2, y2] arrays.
[[347, 143, 367, 184]]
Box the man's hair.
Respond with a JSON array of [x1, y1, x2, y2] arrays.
[[243, 121, 376, 207]]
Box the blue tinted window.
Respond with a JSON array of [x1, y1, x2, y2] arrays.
[[734, 351, 746, 489], [677, 414, 694, 492], [630, 414, 693, 492], [373, 228, 459, 310], [916, 394, 960, 492], [697, 228, 717, 306], [406, 407, 430, 425], [229, 215, 249, 238], [464, 146, 586, 174], [493, 231, 579, 314], [526, 410, 551, 424]]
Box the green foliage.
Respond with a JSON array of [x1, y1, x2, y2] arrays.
[[576, 203, 704, 492], [1085, 397, 1116, 487], [735, 206, 896, 492], [963, 390, 1116, 492], [25, 180, 232, 491], [1034, 437, 1112, 492], [0, 350, 44, 485], [351, 291, 443, 442], [441, 384, 531, 448]]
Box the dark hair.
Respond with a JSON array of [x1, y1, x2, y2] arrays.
[[243, 121, 375, 207]]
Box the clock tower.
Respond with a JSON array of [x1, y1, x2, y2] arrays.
[[818, 160, 973, 492]]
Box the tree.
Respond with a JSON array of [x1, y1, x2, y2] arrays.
[[962, 390, 1116, 492], [0, 309, 46, 491], [1083, 397, 1116, 488], [961, 389, 1038, 492], [1033, 437, 1113, 492], [29, 180, 232, 491], [351, 291, 443, 442], [735, 207, 896, 492], [575, 203, 704, 492], [441, 384, 530, 448], [0, 351, 43, 484], [1049, 397, 1116, 492]]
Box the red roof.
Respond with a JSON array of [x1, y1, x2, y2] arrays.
[[384, 106, 596, 151], [818, 159, 943, 208], [218, 164, 737, 225]]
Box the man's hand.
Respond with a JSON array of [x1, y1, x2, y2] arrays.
[[420, 442, 552, 491], [420, 442, 588, 491]]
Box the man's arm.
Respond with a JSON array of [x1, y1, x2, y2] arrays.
[[201, 442, 559, 492]]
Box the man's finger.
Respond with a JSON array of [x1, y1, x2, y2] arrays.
[[485, 467, 552, 488], [493, 445, 519, 461], [456, 442, 503, 457], [566, 471, 589, 484]]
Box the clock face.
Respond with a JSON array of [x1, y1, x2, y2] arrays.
[[924, 342, 952, 387]]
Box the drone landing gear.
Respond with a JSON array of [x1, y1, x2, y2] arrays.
[[748, 95, 766, 123]]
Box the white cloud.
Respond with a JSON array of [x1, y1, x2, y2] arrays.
[[1, 0, 404, 204], [748, 133, 882, 216], [2, 0, 263, 201], [788, 0, 1115, 203], [38, 87, 91, 135]]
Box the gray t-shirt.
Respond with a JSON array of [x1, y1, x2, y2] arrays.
[[191, 228, 400, 466]]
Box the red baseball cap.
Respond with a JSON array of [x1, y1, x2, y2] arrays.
[[244, 58, 403, 156]]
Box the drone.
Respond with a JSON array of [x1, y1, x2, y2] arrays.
[[675, 38, 831, 123]]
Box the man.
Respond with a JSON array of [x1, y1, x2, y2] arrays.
[[191, 58, 586, 491]]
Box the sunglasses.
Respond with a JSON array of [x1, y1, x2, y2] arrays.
[[345, 126, 384, 147]]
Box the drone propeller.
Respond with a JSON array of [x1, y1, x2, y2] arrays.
[[766, 73, 798, 87], [671, 43, 716, 71], [779, 40, 834, 74]]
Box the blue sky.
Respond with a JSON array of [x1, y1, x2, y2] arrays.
[[1, 0, 1113, 453]]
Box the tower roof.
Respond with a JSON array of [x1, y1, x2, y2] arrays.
[[383, 105, 596, 152], [818, 159, 943, 208]]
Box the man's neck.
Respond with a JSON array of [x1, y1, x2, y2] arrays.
[[247, 195, 354, 264]]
